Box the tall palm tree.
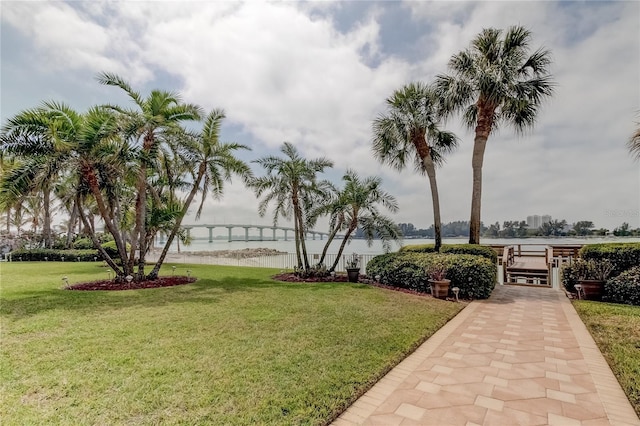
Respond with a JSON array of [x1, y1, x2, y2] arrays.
[[97, 72, 203, 279], [372, 82, 458, 252], [321, 170, 401, 272], [250, 142, 333, 271], [435, 26, 554, 244], [147, 109, 252, 279]]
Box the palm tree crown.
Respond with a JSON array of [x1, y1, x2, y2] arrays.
[[250, 142, 333, 270], [628, 118, 640, 161], [372, 82, 458, 251], [435, 26, 555, 243]]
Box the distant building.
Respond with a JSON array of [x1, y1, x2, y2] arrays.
[[526, 214, 552, 229]]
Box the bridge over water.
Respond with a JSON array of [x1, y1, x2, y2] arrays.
[[158, 224, 334, 243]]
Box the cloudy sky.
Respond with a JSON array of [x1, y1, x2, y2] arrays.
[[1, 0, 639, 233]]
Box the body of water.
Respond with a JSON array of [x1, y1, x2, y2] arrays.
[[156, 236, 640, 255]]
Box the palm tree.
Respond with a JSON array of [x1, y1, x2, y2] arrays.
[[319, 170, 401, 272], [372, 82, 458, 252], [628, 118, 640, 160], [147, 109, 252, 279], [0, 106, 66, 248], [307, 182, 344, 266], [0, 101, 138, 276], [97, 72, 203, 279], [250, 142, 333, 272], [435, 26, 554, 244]]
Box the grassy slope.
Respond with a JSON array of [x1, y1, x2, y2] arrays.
[[573, 300, 640, 417], [0, 262, 464, 425]]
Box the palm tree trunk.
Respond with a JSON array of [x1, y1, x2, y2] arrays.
[[130, 171, 146, 279], [130, 132, 154, 280], [297, 210, 310, 270], [76, 192, 123, 277], [81, 164, 129, 272], [318, 215, 343, 265], [66, 201, 78, 248], [43, 185, 52, 249], [148, 164, 205, 280], [422, 155, 442, 252], [329, 223, 357, 272], [291, 189, 303, 269], [469, 103, 494, 244]]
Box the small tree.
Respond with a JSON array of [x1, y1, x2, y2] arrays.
[[311, 170, 402, 272], [250, 142, 333, 272]]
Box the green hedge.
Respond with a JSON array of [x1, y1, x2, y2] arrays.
[[366, 252, 496, 299], [8, 248, 100, 262], [400, 244, 498, 264], [604, 266, 640, 306], [580, 243, 640, 277], [9, 241, 132, 263]]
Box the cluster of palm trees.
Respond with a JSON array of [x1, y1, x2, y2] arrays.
[[374, 26, 555, 248], [0, 77, 403, 279], [0, 74, 251, 281], [250, 143, 401, 274]]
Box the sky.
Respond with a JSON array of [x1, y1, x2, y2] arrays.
[[1, 0, 639, 234]]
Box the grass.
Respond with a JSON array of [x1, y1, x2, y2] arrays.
[[0, 262, 464, 425], [573, 300, 640, 416]]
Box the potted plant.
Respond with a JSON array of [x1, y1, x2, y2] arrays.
[[427, 264, 450, 299], [575, 259, 614, 301], [345, 253, 360, 283]]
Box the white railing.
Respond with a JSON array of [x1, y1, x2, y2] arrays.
[[146, 252, 378, 274]]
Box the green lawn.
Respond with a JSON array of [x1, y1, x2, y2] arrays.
[[0, 262, 464, 425], [573, 300, 640, 417]]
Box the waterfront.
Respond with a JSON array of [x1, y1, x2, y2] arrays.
[[156, 236, 640, 256]]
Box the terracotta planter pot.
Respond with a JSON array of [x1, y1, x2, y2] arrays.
[[429, 279, 451, 299], [578, 279, 605, 301], [346, 268, 360, 283]]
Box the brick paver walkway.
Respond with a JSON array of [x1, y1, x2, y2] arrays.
[[333, 285, 639, 426]]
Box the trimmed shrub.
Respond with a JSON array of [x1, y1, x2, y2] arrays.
[[580, 243, 640, 277], [604, 266, 640, 306], [400, 244, 498, 264], [399, 244, 438, 253], [101, 241, 131, 259], [8, 248, 98, 262], [367, 252, 496, 299], [73, 237, 95, 250]]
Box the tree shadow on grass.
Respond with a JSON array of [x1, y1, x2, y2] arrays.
[[1, 276, 367, 319], [1, 277, 262, 319]]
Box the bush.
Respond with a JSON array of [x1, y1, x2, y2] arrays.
[[561, 259, 615, 293], [101, 241, 131, 259], [367, 252, 496, 299], [8, 248, 99, 262], [400, 244, 498, 264], [604, 266, 640, 306], [73, 237, 95, 250], [561, 262, 580, 293], [580, 243, 640, 277]]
